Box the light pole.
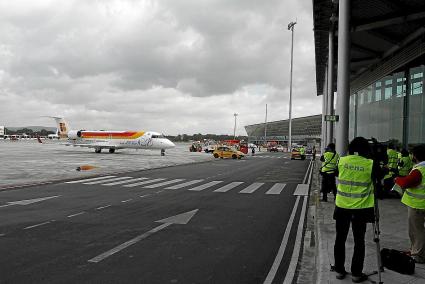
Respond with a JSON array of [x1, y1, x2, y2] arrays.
[[233, 113, 238, 139], [264, 104, 268, 146], [288, 20, 296, 152]]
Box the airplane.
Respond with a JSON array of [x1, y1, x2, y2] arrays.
[[50, 117, 175, 154]]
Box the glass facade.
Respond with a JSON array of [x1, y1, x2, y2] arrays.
[[349, 65, 425, 147]]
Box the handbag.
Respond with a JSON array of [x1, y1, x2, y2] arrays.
[[381, 248, 415, 275]]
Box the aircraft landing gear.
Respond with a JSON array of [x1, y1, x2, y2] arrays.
[[161, 149, 165, 156], [109, 148, 115, 154], [95, 148, 101, 153]]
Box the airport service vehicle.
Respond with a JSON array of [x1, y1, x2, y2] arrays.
[[51, 117, 175, 154], [213, 146, 245, 159], [268, 146, 278, 152], [290, 148, 302, 160]]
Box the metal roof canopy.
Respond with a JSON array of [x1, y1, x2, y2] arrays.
[[313, 0, 425, 96]]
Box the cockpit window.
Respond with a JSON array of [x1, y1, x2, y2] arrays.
[[152, 134, 165, 138]]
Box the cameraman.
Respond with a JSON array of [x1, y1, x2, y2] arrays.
[[333, 137, 382, 282], [395, 144, 425, 263]]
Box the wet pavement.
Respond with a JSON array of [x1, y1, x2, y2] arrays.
[[0, 140, 213, 186]]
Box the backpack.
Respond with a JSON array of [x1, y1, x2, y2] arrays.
[[381, 248, 415, 275]]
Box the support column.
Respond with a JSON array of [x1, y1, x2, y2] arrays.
[[403, 69, 410, 148], [335, 0, 351, 156], [322, 66, 328, 152], [326, 25, 335, 144]]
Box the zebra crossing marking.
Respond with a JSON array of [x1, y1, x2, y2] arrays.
[[65, 176, 299, 197], [188, 181, 223, 191], [65, 176, 116, 184], [123, 178, 166, 188], [144, 179, 185, 189], [265, 183, 286, 195], [239, 182, 264, 194], [84, 177, 133, 185], [166, 179, 204, 189], [103, 177, 148, 186], [213, 182, 244, 192]]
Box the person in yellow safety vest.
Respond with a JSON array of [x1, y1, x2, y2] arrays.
[[383, 144, 400, 193], [333, 137, 382, 283], [320, 143, 339, 202], [398, 148, 413, 177], [395, 144, 425, 264], [299, 146, 306, 160]]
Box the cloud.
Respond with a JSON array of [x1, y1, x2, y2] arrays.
[[0, 0, 321, 135]]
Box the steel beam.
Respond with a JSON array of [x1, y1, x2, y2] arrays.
[[352, 11, 425, 32]]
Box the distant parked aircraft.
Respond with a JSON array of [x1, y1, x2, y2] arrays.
[[50, 117, 175, 154]]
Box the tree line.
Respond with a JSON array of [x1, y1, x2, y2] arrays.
[[3, 128, 55, 136]]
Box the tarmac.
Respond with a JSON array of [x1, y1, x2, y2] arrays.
[[297, 161, 425, 284], [0, 140, 213, 187]]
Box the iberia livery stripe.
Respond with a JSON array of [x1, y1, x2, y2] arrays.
[[81, 131, 145, 139]]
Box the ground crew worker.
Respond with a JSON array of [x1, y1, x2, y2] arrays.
[[395, 144, 425, 264], [299, 146, 306, 160], [333, 137, 380, 283], [398, 149, 413, 177], [320, 143, 339, 202], [383, 144, 399, 193]]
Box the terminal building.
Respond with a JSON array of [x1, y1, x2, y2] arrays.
[[314, 0, 425, 154], [244, 114, 322, 147]]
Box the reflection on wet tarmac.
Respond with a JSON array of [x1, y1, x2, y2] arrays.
[[0, 140, 212, 186]]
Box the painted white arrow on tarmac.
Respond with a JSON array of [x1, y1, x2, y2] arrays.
[[88, 209, 199, 263], [0, 196, 60, 208]]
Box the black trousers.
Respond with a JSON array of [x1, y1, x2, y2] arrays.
[[334, 214, 367, 276], [321, 173, 336, 201]]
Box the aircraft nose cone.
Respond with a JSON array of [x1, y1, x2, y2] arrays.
[[168, 140, 176, 148]]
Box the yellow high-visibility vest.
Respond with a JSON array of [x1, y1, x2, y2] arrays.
[[336, 155, 374, 209], [401, 164, 425, 210], [399, 156, 413, 177], [321, 151, 339, 173]]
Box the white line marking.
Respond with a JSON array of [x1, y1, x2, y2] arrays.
[[67, 212, 86, 218], [265, 183, 286, 195], [239, 182, 264, 194], [121, 199, 133, 203], [123, 178, 166, 188], [96, 205, 111, 210], [140, 194, 150, 198], [24, 220, 53, 230], [84, 177, 132, 185], [65, 176, 116, 184], [213, 182, 244, 192], [187, 181, 223, 191], [302, 160, 313, 184], [88, 223, 170, 263], [166, 179, 204, 189], [283, 196, 308, 284], [88, 209, 198, 263], [293, 184, 309, 196], [102, 177, 148, 186], [0, 204, 12, 208], [144, 179, 185, 189], [155, 190, 164, 194], [263, 196, 301, 284], [0, 233, 5, 237]]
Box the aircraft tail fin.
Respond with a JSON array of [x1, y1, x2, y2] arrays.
[[50, 116, 69, 138]]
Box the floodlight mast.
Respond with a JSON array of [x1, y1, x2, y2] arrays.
[[287, 21, 296, 152]]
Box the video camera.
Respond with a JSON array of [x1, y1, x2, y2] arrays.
[[367, 138, 388, 165]]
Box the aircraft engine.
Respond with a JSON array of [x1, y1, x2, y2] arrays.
[[68, 130, 83, 139]]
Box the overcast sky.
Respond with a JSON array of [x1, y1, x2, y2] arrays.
[[0, 0, 321, 136]]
